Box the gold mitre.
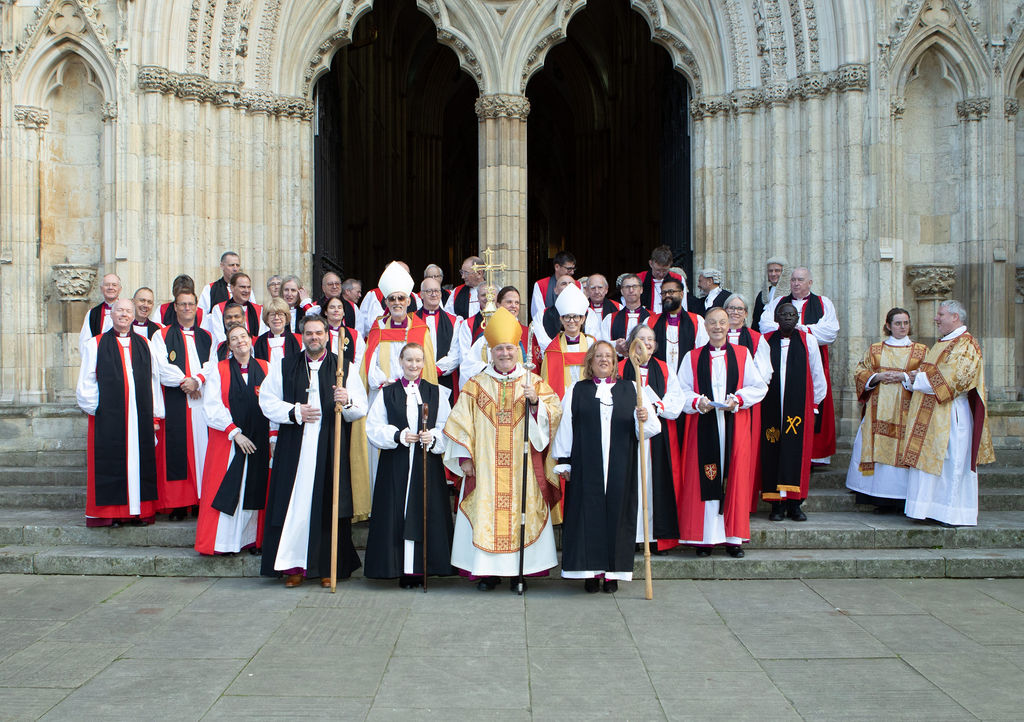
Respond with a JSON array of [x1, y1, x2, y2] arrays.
[[484, 307, 522, 347]]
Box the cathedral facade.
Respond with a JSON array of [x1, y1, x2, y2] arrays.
[[0, 0, 1022, 444]]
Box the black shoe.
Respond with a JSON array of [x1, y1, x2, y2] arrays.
[[768, 502, 785, 522], [510, 578, 526, 593], [110, 520, 123, 528], [248, 546, 262, 555], [476, 576, 499, 592], [584, 578, 600, 594], [787, 502, 807, 522], [399, 575, 421, 589], [726, 545, 745, 558], [602, 580, 618, 594], [168, 508, 187, 522], [695, 546, 712, 557]]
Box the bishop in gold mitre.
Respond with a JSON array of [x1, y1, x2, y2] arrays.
[[442, 307, 563, 591]]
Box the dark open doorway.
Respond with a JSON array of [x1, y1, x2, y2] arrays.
[[313, 0, 478, 289], [525, 0, 692, 284]]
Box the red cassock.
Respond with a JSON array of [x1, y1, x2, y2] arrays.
[[676, 345, 762, 544]]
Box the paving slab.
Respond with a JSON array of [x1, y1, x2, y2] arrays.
[[0, 640, 126, 688], [528, 647, 654, 699], [650, 668, 800, 721], [264, 606, 408, 649], [900, 650, 1024, 719], [721, 611, 896, 659], [849, 614, 990, 655], [367, 706, 532, 722], [227, 645, 392, 698], [804, 578, 929, 615], [393, 611, 523, 657], [375, 654, 530, 710], [972, 577, 1024, 611], [123, 610, 288, 659], [0, 575, 131, 620], [0, 619, 65, 665], [0, 687, 69, 721], [204, 695, 373, 720]]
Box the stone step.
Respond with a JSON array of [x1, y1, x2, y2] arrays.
[[0, 467, 87, 487], [3, 509, 1022, 552], [790, 488, 1024, 512], [807, 467, 1024, 489], [0, 450, 86, 468], [2, 543, 1021, 579]]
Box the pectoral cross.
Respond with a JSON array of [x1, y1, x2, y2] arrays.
[[472, 247, 509, 319]]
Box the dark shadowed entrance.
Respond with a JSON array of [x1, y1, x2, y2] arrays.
[[313, 1, 478, 287], [526, 0, 692, 284]]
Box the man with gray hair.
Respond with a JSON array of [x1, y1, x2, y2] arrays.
[[697, 268, 731, 315], [422, 263, 451, 306], [759, 266, 840, 463], [753, 257, 786, 324], [899, 300, 994, 526]]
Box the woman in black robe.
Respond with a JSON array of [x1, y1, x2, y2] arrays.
[[551, 341, 659, 594]]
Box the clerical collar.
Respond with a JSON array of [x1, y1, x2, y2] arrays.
[[626, 307, 641, 314], [421, 308, 438, 316], [791, 294, 809, 301], [594, 377, 614, 384], [329, 325, 340, 332], [401, 377, 419, 387], [709, 344, 726, 351], [884, 336, 912, 347], [941, 325, 967, 342], [117, 331, 130, 337], [133, 320, 148, 326], [666, 315, 680, 326], [565, 336, 580, 344], [591, 303, 602, 310], [389, 317, 409, 328], [239, 364, 249, 373], [306, 350, 327, 363], [181, 328, 194, 334]]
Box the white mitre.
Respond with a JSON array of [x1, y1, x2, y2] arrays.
[[378, 262, 414, 298], [555, 283, 588, 316]]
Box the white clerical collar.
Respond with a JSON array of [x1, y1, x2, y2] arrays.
[[941, 325, 967, 342], [484, 363, 526, 381], [884, 336, 912, 347]]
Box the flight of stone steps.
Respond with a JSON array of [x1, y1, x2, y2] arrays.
[[1, 448, 1022, 579]]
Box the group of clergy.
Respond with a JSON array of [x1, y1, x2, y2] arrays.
[[75, 245, 993, 594]]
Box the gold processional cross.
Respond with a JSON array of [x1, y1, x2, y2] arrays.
[[472, 247, 508, 319]]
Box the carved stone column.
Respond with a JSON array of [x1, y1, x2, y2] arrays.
[[905, 264, 956, 344], [475, 94, 529, 313], [1016, 267, 1024, 399]]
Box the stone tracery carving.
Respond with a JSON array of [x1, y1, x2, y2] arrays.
[[52, 264, 97, 302], [956, 97, 990, 120], [1007, 98, 1020, 117], [1016, 267, 1024, 300], [186, 0, 202, 72], [255, 0, 283, 89], [906, 264, 957, 300], [14, 105, 50, 128], [475, 93, 530, 120]]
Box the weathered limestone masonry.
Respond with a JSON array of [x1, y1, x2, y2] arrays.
[[0, 0, 1023, 447]]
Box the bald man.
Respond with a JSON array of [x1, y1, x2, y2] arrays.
[[445, 255, 484, 320], [583, 273, 621, 339], [78, 273, 122, 358]]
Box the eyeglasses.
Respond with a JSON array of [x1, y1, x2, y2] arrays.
[[425, 273, 442, 280], [421, 288, 442, 295], [561, 314, 584, 323], [175, 301, 197, 308], [386, 295, 408, 303], [459, 268, 477, 277], [621, 284, 641, 291], [662, 289, 683, 296], [725, 306, 746, 312], [561, 266, 576, 274]]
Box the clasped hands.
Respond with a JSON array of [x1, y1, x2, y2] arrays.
[[179, 377, 202, 400], [402, 429, 434, 447], [696, 394, 738, 414]]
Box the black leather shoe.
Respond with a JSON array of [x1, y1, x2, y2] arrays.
[[695, 547, 712, 557], [787, 502, 807, 522], [726, 545, 745, 558], [602, 580, 618, 594], [768, 503, 785, 522], [476, 576, 499, 592], [168, 508, 187, 522], [584, 578, 600, 594], [399, 575, 421, 589]]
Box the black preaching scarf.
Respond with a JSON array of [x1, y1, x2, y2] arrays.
[[651, 312, 697, 373], [242, 302, 261, 336], [452, 285, 472, 319], [609, 307, 650, 342], [470, 313, 486, 342], [209, 277, 230, 308], [211, 358, 270, 513], [160, 303, 176, 326], [778, 293, 824, 325], [134, 320, 161, 340], [253, 330, 301, 362], [695, 345, 739, 512], [761, 332, 808, 492], [217, 341, 230, 361], [93, 331, 157, 505], [417, 309, 455, 359], [88, 303, 108, 337], [542, 305, 561, 341], [162, 324, 213, 482], [733, 326, 756, 355], [343, 299, 357, 329]]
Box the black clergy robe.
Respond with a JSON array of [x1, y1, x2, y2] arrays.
[[363, 381, 455, 579], [556, 381, 641, 576]]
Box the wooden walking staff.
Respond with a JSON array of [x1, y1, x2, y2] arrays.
[[329, 359, 344, 593], [421, 402, 430, 593], [628, 338, 654, 600]]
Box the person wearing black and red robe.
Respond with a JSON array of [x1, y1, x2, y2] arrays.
[[677, 308, 767, 557], [254, 297, 302, 365], [77, 299, 164, 528], [214, 303, 250, 361], [455, 283, 495, 383], [196, 325, 272, 555], [364, 343, 455, 587], [583, 273, 620, 339], [552, 341, 659, 594], [78, 272, 121, 358], [618, 324, 686, 552], [258, 315, 368, 588], [324, 296, 365, 369], [416, 276, 462, 394], [758, 266, 839, 464], [444, 255, 484, 320], [131, 287, 163, 340], [530, 250, 576, 319], [154, 274, 204, 328], [531, 275, 577, 353], [151, 290, 215, 520], [635, 244, 699, 314], [645, 277, 709, 376], [423, 263, 451, 306], [279, 276, 317, 329], [755, 303, 827, 521], [603, 274, 650, 358], [198, 251, 258, 315], [204, 272, 267, 346]]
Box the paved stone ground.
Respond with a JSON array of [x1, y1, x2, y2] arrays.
[[2, 575, 1024, 720]]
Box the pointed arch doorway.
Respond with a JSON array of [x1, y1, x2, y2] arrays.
[[312, 1, 478, 287], [526, 0, 692, 284]]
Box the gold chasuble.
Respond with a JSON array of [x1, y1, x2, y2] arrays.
[[444, 369, 562, 552], [899, 332, 994, 476], [854, 340, 927, 474]]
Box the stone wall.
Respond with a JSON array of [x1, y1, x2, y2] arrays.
[[0, 0, 1022, 433]]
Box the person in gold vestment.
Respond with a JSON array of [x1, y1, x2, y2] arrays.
[[443, 307, 563, 591], [899, 300, 995, 526], [845, 308, 928, 513]]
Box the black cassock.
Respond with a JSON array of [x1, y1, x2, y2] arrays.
[[363, 381, 455, 579], [558, 381, 640, 575], [260, 352, 362, 579]]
